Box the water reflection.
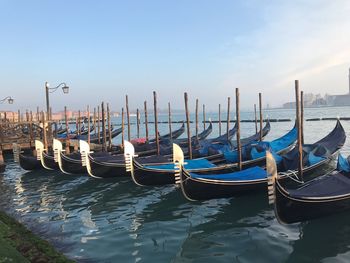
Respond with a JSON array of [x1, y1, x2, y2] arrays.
[[1, 115, 350, 261]]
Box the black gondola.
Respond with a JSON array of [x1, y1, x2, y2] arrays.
[[35, 140, 59, 170], [175, 120, 345, 201], [267, 151, 350, 224], [19, 152, 42, 171], [53, 139, 86, 175], [127, 121, 274, 186], [13, 144, 42, 171], [149, 122, 185, 142], [175, 121, 213, 146], [77, 123, 206, 178], [78, 123, 195, 178]]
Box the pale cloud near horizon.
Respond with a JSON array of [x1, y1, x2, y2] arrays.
[[218, 0, 350, 108]]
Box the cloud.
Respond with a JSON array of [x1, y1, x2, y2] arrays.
[[218, 0, 350, 107]]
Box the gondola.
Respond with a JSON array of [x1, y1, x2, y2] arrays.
[[53, 139, 86, 175], [175, 121, 213, 146], [56, 124, 66, 135], [79, 123, 95, 135], [35, 140, 59, 170], [13, 144, 42, 171], [78, 123, 212, 178], [149, 122, 185, 142], [127, 121, 276, 186], [267, 151, 350, 224], [174, 120, 345, 201], [194, 120, 269, 157], [130, 123, 189, 154], [77, 126, 122, 143]]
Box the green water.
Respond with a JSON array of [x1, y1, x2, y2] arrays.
[[1, 107, 350, 262]]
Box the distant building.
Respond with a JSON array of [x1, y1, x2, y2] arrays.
[[283, 67, 350, 108]]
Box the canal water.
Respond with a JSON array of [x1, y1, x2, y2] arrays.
[[1, 107, 350, 262]]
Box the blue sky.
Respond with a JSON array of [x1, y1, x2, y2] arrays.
[[1, 0, 350, 112]]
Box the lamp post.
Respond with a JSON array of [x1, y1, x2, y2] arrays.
[[0, 96, 14, 104], [45, 82, 69, 120]]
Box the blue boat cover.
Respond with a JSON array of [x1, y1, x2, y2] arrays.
[[308, 151, 326, 166], [145, 158, 216, 170], [337, 154, 350, 172], [190, 166, 267, 181], [223, 125, 297, 163]]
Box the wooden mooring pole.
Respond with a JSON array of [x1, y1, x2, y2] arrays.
[[295, 80, 303, 181], [195, 99, 199, 139], [254, 104, 258, 134], [184, 92, 192, 159], [226, 97, 231, 141], [107, 103, 112, 149], [259, 93, 263, 141], [153, 91, 160, 155], [144, 101, 149, 142], [219, 104, 222, 136], [126, 95, 131, 141], [236, 88, 242, 170], [101, 102, 107, 151], [168, 102, 172, 139], [64, 106, 70, 154], [203, 104, 206, 130]]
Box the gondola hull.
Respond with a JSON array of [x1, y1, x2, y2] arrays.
[[179, 154, 336, 201], [130, 122, 291, 187], [60, 153, 86, 174], [19, 153, 42, 171], [180, 171, 267, 200], [88, 155, 129, 178], [274, 180, 350, 224], [42, 152, 59, 170], [132, 160, 175, 186]]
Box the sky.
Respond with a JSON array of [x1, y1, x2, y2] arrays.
[[1, 0, 350, 112]]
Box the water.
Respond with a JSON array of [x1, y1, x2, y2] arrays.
[[1, 106, 350, 262]]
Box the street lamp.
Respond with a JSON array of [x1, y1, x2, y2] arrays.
[[45, 81, 69, 120], [0, 96, 14, 104]]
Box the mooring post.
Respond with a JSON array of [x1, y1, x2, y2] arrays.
[[101, 102, 107, 151], [87, 105, 91, 146], [226, 97, 231, 141], [168, 102, 172, 139], [184, 92, 192, 159], [136, 108, 140, 138], [36, 107, 39, 122], [93, 107, 96, 137], [203, 104, 206, 130], [219, 104, 222, 136], [144, 101, 149, 142], [0, 122, 4, 168], [153, 91, 160, 155], [195, 99, 199, 139], [295, 80, 303, 181], [259, 93, 263, 141], [64, 106, 70, 154], [236, 88, 242, 170], [42, 111, 48, 152], [301, 90, 304, 145], [126, 95, 131, 141], [121, 107, 125, 149], [254, 104, 258, 134], [107, 103, 112, 149], [97, 105, 101, 144], [78, 110, 81, 136]]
